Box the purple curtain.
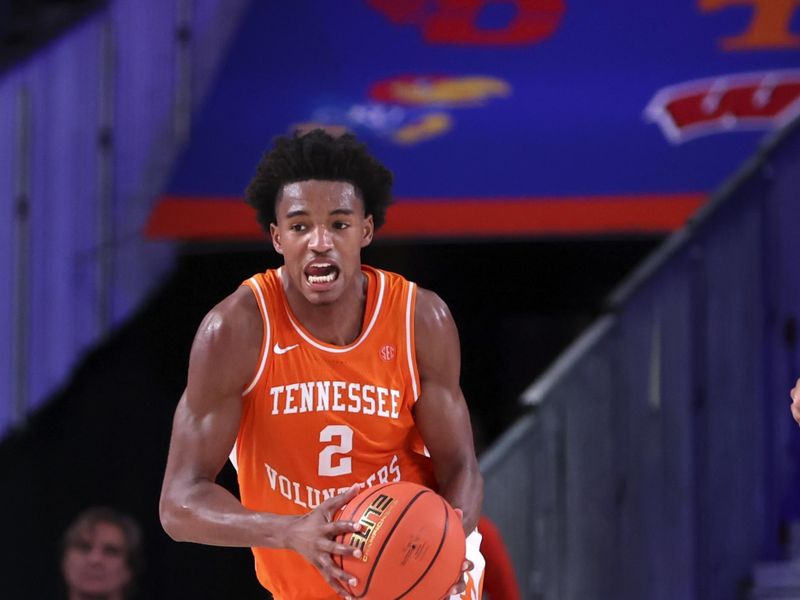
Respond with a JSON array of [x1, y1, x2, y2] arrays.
[[0, 0, 249, 438]]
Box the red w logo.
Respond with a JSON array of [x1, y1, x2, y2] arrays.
[[645, 71, 800, 143]]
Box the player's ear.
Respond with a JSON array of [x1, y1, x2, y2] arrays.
[[361, 214, 374, 248], [270, 223, 283, 254]]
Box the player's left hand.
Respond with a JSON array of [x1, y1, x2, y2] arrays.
[[791, 378, 800, 427], [445, 508, 473, 598]]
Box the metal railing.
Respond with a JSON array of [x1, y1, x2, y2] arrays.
[[481, 116, 800, 599]]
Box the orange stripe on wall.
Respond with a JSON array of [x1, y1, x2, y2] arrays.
[[380, 195, 706, 236], [145, 194, 707, 241]]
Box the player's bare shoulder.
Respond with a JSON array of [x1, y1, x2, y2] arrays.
[[187, 286, 263, 397], [414, 287, 456, 337], [413, 287, 460, 379]]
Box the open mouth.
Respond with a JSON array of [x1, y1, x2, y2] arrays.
[[304, 262, 340, 285]]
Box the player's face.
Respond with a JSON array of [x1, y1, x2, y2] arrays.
[[271, 180, 374, 305], [62, 521, 132, 599]]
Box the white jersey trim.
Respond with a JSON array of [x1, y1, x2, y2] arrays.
[[405, 282, 419, 401], [229, 441, 238, 472], [242, 276, 271, 396], [282, 268, 386, 354]]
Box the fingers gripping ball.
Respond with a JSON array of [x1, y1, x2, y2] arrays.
[[333, 481, 466, 600]]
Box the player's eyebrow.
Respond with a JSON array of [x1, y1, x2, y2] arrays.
[[284, 208, 356, 219]]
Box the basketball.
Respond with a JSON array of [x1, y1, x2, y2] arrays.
[[333, 481, 466, 600]]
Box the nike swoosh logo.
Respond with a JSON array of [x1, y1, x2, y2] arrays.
[[273, 343, 299, 355]]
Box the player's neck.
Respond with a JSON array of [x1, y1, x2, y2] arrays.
[[286, 273, 367, 346]]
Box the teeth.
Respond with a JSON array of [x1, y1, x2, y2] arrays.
[[308, 272, 337, 284]]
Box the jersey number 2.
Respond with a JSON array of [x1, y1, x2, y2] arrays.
[[318, 425, 353, 476]]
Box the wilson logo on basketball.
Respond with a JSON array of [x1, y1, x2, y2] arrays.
[[349, 493, 395, 560], [379, 344, 396, 361]]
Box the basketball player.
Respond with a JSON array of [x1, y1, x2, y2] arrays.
[[791, 378, 800, 426], [159, 130, 484, 599]]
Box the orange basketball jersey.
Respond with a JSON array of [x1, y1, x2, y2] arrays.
[[234, 265, 436, 599]]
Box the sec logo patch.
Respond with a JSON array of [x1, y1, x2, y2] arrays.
[[379, 344, 396, 361]]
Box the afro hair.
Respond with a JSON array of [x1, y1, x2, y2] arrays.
[[245, 129, 394, 233]]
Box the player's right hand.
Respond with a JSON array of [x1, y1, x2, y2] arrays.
[[791, 378, 800, 427], [285, 484, 363, 599]]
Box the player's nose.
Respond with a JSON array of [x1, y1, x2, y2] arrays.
[[309, 225, 333, 252]]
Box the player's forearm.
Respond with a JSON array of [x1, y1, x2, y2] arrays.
[[160, 480, 294, 548], [436, 462, 483, 533]]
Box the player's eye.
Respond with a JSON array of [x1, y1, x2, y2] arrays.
[[333, 221, 350, 230], [289, 223, 307, 232]]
